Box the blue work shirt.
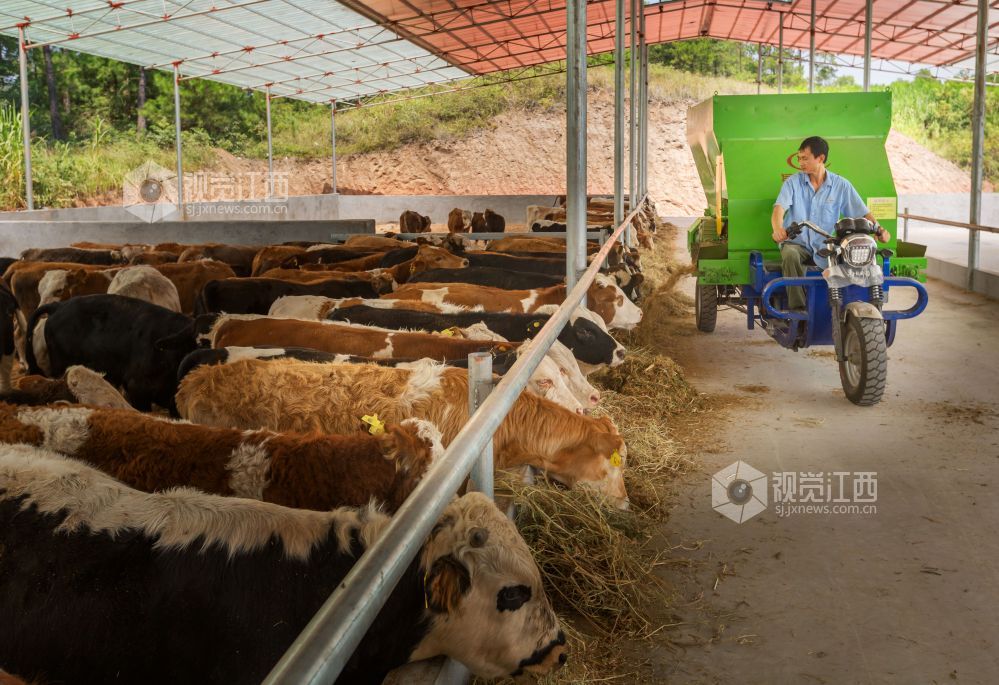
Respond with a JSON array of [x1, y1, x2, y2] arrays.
[[774, 170, 869, 268]]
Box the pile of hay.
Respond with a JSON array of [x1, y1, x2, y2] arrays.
[[591, 349, 700, 516], [498, 476, 668, 637]]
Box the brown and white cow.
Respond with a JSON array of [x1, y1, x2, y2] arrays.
[[0, 404, 442, 512], [345, 235, 416, 250], [447, 208, 472, 234], [251, 245, 307, 276], [0, 449, 566, 683], [384, 274, 643, 330], [176, 358, 629, 508], [205, 314, 516, 361], [152, 260, 237, 315]]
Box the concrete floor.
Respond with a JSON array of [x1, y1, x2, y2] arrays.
[[652, 234, 999, 684]]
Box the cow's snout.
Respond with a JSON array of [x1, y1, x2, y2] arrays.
[[614, 347, 625, 361], [589, 391, 600, 406], [461, 258, 469, 267]]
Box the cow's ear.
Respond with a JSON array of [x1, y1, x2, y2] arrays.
[[426, 554, 471, 614], [378, 423, 417, 470], [154, 321, 195, 352]]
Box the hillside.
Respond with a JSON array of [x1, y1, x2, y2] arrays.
[[218, 87, 979, 216]]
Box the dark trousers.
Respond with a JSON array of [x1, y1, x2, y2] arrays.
[[780, 243, 811, 310]]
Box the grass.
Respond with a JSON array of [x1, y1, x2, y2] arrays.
[[0, 101, 216, 211]]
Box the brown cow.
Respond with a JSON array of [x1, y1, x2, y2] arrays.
[[471, 212, 487, 233], [251, 245, 307, 276], [384, 274, 643, 330], [206, 315, 514, 360], [176, 358, 629, 508], [0, 404, 442, 513], [152, 261, 237, 314], [178, 244, 259, 277], [447, 208, 471, 234], [344, 235, 415, 250], [484, 209, 505, 232], [5, 366, 133, 410], [399, 210, 432, 233], [8, 263, 116, 316], [129, 250, 179, 265]]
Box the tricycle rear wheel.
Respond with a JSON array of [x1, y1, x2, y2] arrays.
[[695, 280, 718, 333], [839, 314, 887, 406]]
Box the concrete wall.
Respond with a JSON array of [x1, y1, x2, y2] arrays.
[[0, 220, 373, 257], [0, 194, 559, 225]]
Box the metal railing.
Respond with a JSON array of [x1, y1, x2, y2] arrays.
[[262, 195, 646, 685], [900, 209, 999, 240]]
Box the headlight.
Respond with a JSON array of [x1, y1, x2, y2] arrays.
[[842, 234, 877, 267]]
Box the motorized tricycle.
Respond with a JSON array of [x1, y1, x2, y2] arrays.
[[686, 92, 929, 405]]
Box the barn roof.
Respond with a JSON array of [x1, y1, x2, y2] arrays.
[[1, 0, 995, 104]]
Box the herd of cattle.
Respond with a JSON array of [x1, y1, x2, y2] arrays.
[[0, 206, 655, 685]]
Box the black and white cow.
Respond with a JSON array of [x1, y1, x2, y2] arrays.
[[0, 446, 566, 685], [25, 294, 196, 412], [195, 276, 390, 316], [327, 304, 624, 367], [408, 266, 563, 290]]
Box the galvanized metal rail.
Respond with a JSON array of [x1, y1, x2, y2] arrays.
[[323, 231, 611, 242], [261, 195, 646, 685], [900, 211, 999, 237]]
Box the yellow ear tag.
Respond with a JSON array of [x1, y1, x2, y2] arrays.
[[610, 450, 622, 468], [361, 414, 385, 435], [438, 328, 455, 337]]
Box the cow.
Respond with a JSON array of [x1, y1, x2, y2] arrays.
[[345, 235, 416, 250], [107, 265, 183, 312], [471, 212, 487, 233], [0, 404, 442, 513], [0, 448, 566, 684], [534, 304, 627, 372], [177, 243, 259, 277], [195, 275, 388, 316], [546, 341, 601, 409], [36, 267, 117, 308], [251, 245, 307, 275], [484, 209, 505, 233], [408, 266, 563, 290], [7, 262, 111, 316], [400, 210, 432, 233], [0, 366, 133, 409], [20, 246, 124, 265], [273, 295, 476, 319], [447, 208, 472, 234], [152, 260, 237, 314], [177, 346, 523, 381], [205, 315, 516, 362], [176, 358, 629, 507], [385, 274, 644, 330], [531, 220, 567, 232], [464, 251, 565, 275], [129, 249, 179, 265], [25, 294, 196, 412], [297, 245, 468, 278], [325, 304, 624, 367], [0, 283, 18, 392], [280, 248, 380, 270]]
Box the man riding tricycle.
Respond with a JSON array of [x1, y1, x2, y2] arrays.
[[686, 93, 929, 406]]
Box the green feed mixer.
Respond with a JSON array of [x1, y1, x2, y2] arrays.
[[686, 92, 929, 406]]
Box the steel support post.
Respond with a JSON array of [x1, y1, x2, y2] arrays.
[[757, 42, 763, 94], [18, 27, 33, 211], [968, 0, 988, 290], [330, 103, 338, 194], [628, 0, 638, 246], [566, 0, 588, 292], [863, 0, 873, 91], [467, 352, 494, 498], [172, 63, 185, 217], [266, 86, 274, 198], [778, 15, 784, 94], [640, 11, 648, 200], [614, 0, 625, 233], [809, 0, 816, 93]]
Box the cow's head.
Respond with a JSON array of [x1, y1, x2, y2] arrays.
[[586, 275, 642, 331], [414, 493, 566, 678], [379, 418, 444, 487], [527, 354, 585, 414], [545, 342, 600, 410], [565, 306, 626, 368], [547, 414, 629, 510], [414, 245, 469, 271]]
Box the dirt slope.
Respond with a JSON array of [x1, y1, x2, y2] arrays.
[[223, 89, 979, 215]]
